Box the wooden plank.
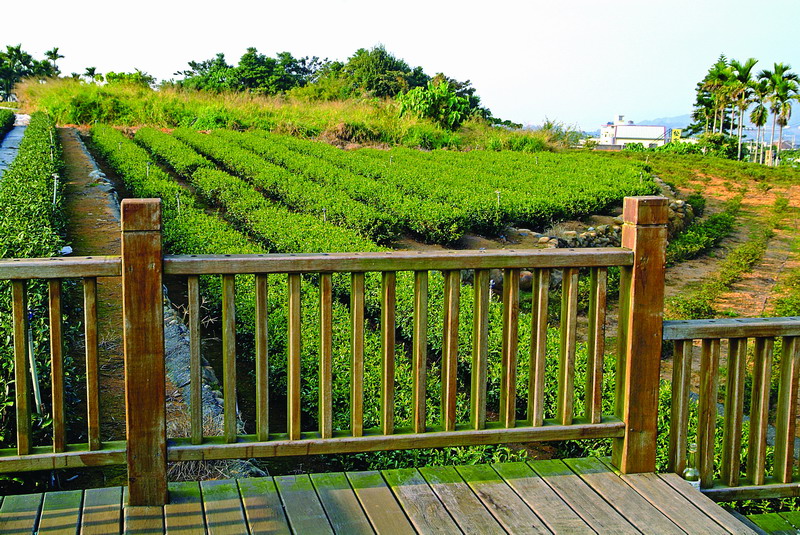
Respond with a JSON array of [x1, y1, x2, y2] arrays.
[[500, 267, 520, 428], [48, 280, 66, 453], [274, 474, 334, 534], [419, 465, 505, 534], [721, 338, 747, 487], [167, 419, 626, 460], [0, 255, 121, 279], [441, 269, 459, 432], [779, 511, 800, 529], [774, 337, 800, 483], [255, 274, 269, 442], [346, 471, 415, 535], [698, 338, 720, 488], [455, 463, 550, 534], [585, 267, 607, 424], [84, 277, 100, 452], [565, 457, 683, 534], [558, 267, 579, 426], [668, 339, 692, 474], [529, 459, 638, 534], [612, 196, 668, 474], [351, 272, 365, 437], [163, 248, 634, 275], [319, 273, 333, 439], [288, 273, 301, 440], [412, 271, 428, 434], [310, 472, 373, 535], [663, 317, 800, 340], [38, 489, 82, 534], [529, 268, 550, 426], [221, 274, 237, 443], [11, 280, 30, 456], [381, 271, 396, 436], [382, 468, 458, 534], [201, 479, 248, 535], [121, 199, 167, 506], [188, 276, 202, 445], [237, 477, 290, 535], [0, 443, 126, 472], [747, 337, 773, 486], [616, 470, 737, 534], [471, 269, 490, 431], [82, 486, 122, 535], [164, 481, 206, 535], [660, 473, 757, 534], [702, 481, 800, 501], [0, 492, 43, 534], [493, 461, 594, 534], [124, 506, 164, 534]]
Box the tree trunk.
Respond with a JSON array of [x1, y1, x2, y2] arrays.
[[769, 113, 778, 166], [737, 106, 744, 160]]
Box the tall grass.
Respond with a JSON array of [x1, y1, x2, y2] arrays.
[[18, 78, 562, 151]]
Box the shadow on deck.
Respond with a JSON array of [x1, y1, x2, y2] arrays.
[[0, 458, 754, 534]]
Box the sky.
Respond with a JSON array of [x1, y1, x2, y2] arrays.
[[5, 0, 800, 132]]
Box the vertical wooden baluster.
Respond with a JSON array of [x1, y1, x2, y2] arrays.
[[413, 271, 428, 434], [350, 273, 365, 437], [585, 267, 607, 424], [471, 269, 490, 430], [222, 275, 237, 443], [529, 269, 550, 426], [84, 277, 100, 451], [500, 268, 520, 428], [442, 270, 460, 432], [255, 274, 269, 442], [721, 338, 747, 487], [381, 272, 396, 436], [774, 336, 800, 483], [319, 273, 333, 439], [668, 339, 692, 474], [698, 339, 720, 488], [287, 273, 301, 440], [557, 268, 578, 426], [747, 337, 772, 486], [611, 197, 668, 474], [49, 279, 65, 453], [188, 276, 202, 445], [11, 280, 30, 456]]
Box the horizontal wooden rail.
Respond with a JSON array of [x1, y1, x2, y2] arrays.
[[663, 317, 800, 340], [167, 419, 626, 461], [0, 442, 126, 472], [163, 248, 634, 275], [0, 256, 121, 279], [665, 317, 800, 502]]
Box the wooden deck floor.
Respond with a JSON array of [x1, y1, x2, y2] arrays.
[[0, 457, 755, 534]]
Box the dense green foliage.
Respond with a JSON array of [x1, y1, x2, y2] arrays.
[[0, 45, 58, 101], [398, 80, 471, 130], [0, 113, 68, 447], [0, 109, 13, 139], [666, 197, 741, 265]]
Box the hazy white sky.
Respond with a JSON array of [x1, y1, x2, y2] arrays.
[[5, 0, 800, 130]]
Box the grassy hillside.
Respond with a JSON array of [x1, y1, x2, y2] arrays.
[[18, 79, 573, 151]]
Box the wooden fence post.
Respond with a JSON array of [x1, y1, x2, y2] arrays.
[[121, 198, 167, 505], [612, 196, 668, 474]]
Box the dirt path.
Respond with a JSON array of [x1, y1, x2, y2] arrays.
[[59, 127, 126, 442]]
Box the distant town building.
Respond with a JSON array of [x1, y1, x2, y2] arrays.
[[596, 115, 668, 149]]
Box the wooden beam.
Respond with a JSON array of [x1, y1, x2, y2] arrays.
[[121, 198, 167, 506], [0, 255, 121, 279], [612, 196, 668, 474], [663, 317, 800, 340]]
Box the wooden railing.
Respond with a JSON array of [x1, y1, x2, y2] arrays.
[[664, 317, 800, 501], [0, 196, 669, 505]]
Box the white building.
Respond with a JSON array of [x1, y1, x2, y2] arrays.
[[597, 115, 668, 149]]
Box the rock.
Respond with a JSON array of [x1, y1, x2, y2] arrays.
[[519, 271, 533, 291], [562, 231, 578, 239], [538, 236, 551, 244]]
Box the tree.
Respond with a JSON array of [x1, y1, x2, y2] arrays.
[[342, 45, 428, 98], [398, 79, 471, 130], [758, 63, 799, 165], [105, 69, 156, 87], [176, 53, 235, 92], [0, 44, 55, 100], [749, 79, 769, 163], [729, 58, 758, 160], [44, 47, 64, 74], [83, 66, 102, 83]]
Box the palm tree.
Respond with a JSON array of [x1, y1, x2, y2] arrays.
[[749, 79, 769, 163], [84, 66, 97, 82], [44, 47, 64, 75], [759, 63, 799, 165], [701, 56, 730, 134], [775, 80, 799, 162], [730, 58, 758, 159]]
